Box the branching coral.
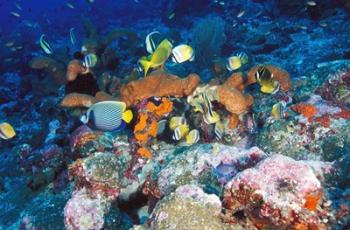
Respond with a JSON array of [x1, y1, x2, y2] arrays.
[[120, 71, 200, 107]]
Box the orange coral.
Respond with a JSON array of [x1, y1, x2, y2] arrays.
[[134, 113, 148, 132], [95, 91, 116, 101], [67, 60, 87, 81], [223, 72, 245, 91], [247, 65, 292, 92], [137, 147, 152, 159], [146, 98, 173, 117], [216, 86, 251, 115], [304, 192, 322, 211], [120, 71, 200, 107], [149, 120, 158, 137], [60, 93, 98, 108], [228, 114, 240, 129], [291, 103, 318, 120]]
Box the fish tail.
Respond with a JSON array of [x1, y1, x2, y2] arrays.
[[139, 58, 152, 77], [122, 109, 133, 123]]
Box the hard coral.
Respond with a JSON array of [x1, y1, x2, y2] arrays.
[[216, 85, 252, 115], [64, 188, 107, 230], [29, 56, 67, 85], [223, 154, 329, 229], [60, 93, 98, 108], [247, 65, 292, 91], [120, 71, 200, 107], [66, 60, 87, 82]]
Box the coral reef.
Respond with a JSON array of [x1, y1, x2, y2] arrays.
[[142, 185, 231, 230], [223, 154, 331, 229], [60, 93, 98, 108], [29, 56, 67, 85], [120, 71, 200, 107]]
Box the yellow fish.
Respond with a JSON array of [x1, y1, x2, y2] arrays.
[[226, 52, 248, 71], [271, 101, 286, 119], [169, 116, 187, 130], [185, 129, 200, 145], [138, 39, 173, 76], [172, 124, 189, 141], [171, 44, 195, 63], [0, 122, 16, 140], [255, 66, 280, 94]]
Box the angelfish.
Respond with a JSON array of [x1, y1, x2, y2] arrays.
[[39, 34, 53, 54], [81, 101, 133, 131]]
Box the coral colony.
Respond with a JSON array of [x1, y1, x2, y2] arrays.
[[1, 1, 350, 229]]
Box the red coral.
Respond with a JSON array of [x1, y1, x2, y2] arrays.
[[291, 103, 318, 120]]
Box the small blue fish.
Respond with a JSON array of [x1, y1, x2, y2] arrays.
[[81, 101, 133, 131]]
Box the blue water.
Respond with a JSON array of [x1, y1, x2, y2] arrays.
[[1, 0, 350, 229]]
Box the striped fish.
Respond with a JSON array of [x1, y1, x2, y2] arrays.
[[80, 101, 133, 131], [70, 27, 77, 45], [185, 129, 200, 145], [145, 31, 162, 54], [214, 121, 224, 140], [39, 34, 53, 54], [172, 124, 189, 141], [83, 53, 98, 68], [202, 92, 220, 124]]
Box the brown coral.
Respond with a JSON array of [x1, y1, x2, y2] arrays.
[[60, 93, 98, 108], [29, 56, 66, 85], [223, 72, 245, 91], [247, 65, 292, 91], [216, 86, 252, 115], [67, 60, 87, 82], [120, 71, 200, 107]]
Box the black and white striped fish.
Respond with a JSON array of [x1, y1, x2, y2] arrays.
[[145, 31, 162, 54], [80, 101, 133, 131]]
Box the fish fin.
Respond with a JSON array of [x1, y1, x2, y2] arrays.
[[139, 57, 152, 77], [122, 109, 133, 123]]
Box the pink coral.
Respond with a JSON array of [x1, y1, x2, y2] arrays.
[[223, 154, 330, 229], [64, 189, 107, 230]]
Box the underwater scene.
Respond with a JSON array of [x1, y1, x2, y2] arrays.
[[1, 0, 350, 229]]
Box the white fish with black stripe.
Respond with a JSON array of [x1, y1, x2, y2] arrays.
[[145, 31, 162, 54], [80, 101, 133, 131]]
